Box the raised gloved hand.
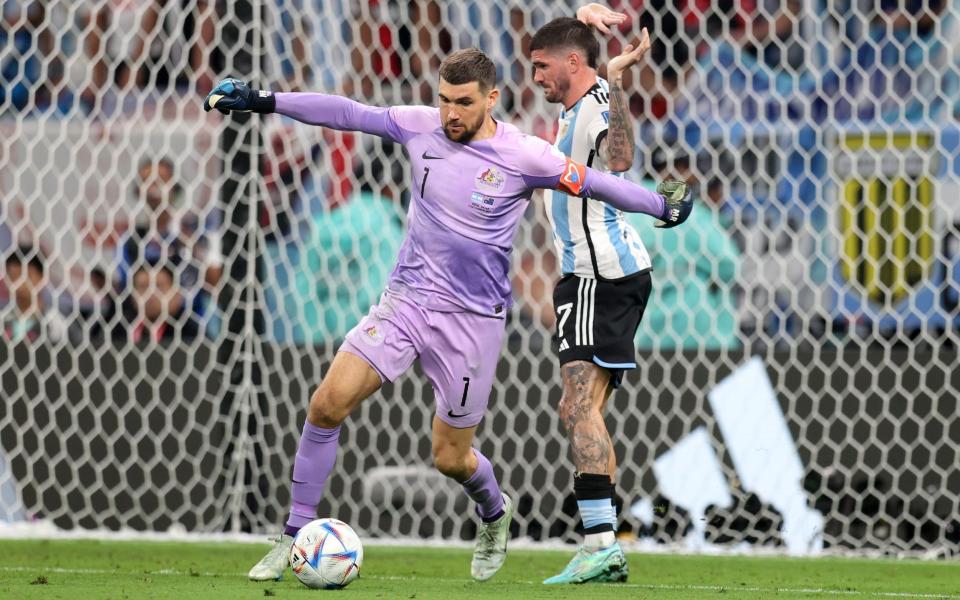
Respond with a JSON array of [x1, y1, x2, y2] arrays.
[[203, 78, 275, 114]]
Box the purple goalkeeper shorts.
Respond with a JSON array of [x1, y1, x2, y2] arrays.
[[339, 291, 506, 429]]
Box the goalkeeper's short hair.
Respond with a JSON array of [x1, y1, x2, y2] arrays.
[[439, 48, 497, 91]]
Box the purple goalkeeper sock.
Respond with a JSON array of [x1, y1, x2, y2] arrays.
[[283, 421, 341, 536], [462, 449, 505, 523]]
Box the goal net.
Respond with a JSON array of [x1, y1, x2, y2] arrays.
[[1, 0, 958, 556]]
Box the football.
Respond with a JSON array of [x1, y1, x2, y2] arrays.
[[289, 518, 364, 589]]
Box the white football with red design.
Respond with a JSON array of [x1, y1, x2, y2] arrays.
[[289, 518, 363, 589]]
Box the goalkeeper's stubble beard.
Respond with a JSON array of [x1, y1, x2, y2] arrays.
[[442, 111, 487, 144]]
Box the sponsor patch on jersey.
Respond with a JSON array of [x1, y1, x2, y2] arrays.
[[474, 166, 505, 192], [555, 157, 586, 196], [359, 322, 384, 346], [470, 192, 496, 213]]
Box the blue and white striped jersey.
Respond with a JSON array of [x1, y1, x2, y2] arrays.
[[544, 77, 652, 280]]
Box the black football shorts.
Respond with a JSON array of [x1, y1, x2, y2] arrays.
[[552, 270, 652, 387]]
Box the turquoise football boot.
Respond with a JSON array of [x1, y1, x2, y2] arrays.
[[543, 543, 628, 584]]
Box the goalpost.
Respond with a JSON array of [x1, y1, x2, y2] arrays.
[[0, 1, 958, 557]]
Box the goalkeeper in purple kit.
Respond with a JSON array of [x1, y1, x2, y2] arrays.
[[204, 47, 691, 583]]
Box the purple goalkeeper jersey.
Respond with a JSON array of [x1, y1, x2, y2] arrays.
[[274, 93, 665, 316], [384, 112, 565, 315]]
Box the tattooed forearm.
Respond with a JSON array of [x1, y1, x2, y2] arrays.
[[604, 78, 634, 172]]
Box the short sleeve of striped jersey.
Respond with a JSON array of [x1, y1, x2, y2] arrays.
[[583, 99, 610, 153]]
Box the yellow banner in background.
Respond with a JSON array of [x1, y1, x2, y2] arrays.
[[836, 133, 935, 306]]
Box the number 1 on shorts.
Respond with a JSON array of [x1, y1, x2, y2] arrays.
[[460, 376, 470, 407]]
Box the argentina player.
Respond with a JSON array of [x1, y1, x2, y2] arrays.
[[530, 16, 690, 584]]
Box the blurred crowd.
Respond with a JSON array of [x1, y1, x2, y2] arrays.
[[1, 0, 959, 351], [1, 156, 221, 344]]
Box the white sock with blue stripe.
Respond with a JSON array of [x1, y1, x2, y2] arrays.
[[574, 473, 618, 550]]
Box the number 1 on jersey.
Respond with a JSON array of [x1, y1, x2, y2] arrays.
[[420, 166, 430, 197]]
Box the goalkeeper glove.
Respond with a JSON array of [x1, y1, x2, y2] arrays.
[[203, 78, 275, 114], [654, 180, 693, 228]]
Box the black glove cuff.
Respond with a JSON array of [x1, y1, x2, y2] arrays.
[[250, 90, 276, 114]]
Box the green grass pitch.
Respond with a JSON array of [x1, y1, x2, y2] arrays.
[[1, 540, 957, 599]]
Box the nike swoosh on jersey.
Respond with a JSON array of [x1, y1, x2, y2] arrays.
[[447, 409, 470, 418], [421, 151, 444, 160]]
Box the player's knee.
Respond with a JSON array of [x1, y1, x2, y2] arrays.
[[432, 443, 471, 481], [307, 384, 351, 428], [558, 392, 591, 432]]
